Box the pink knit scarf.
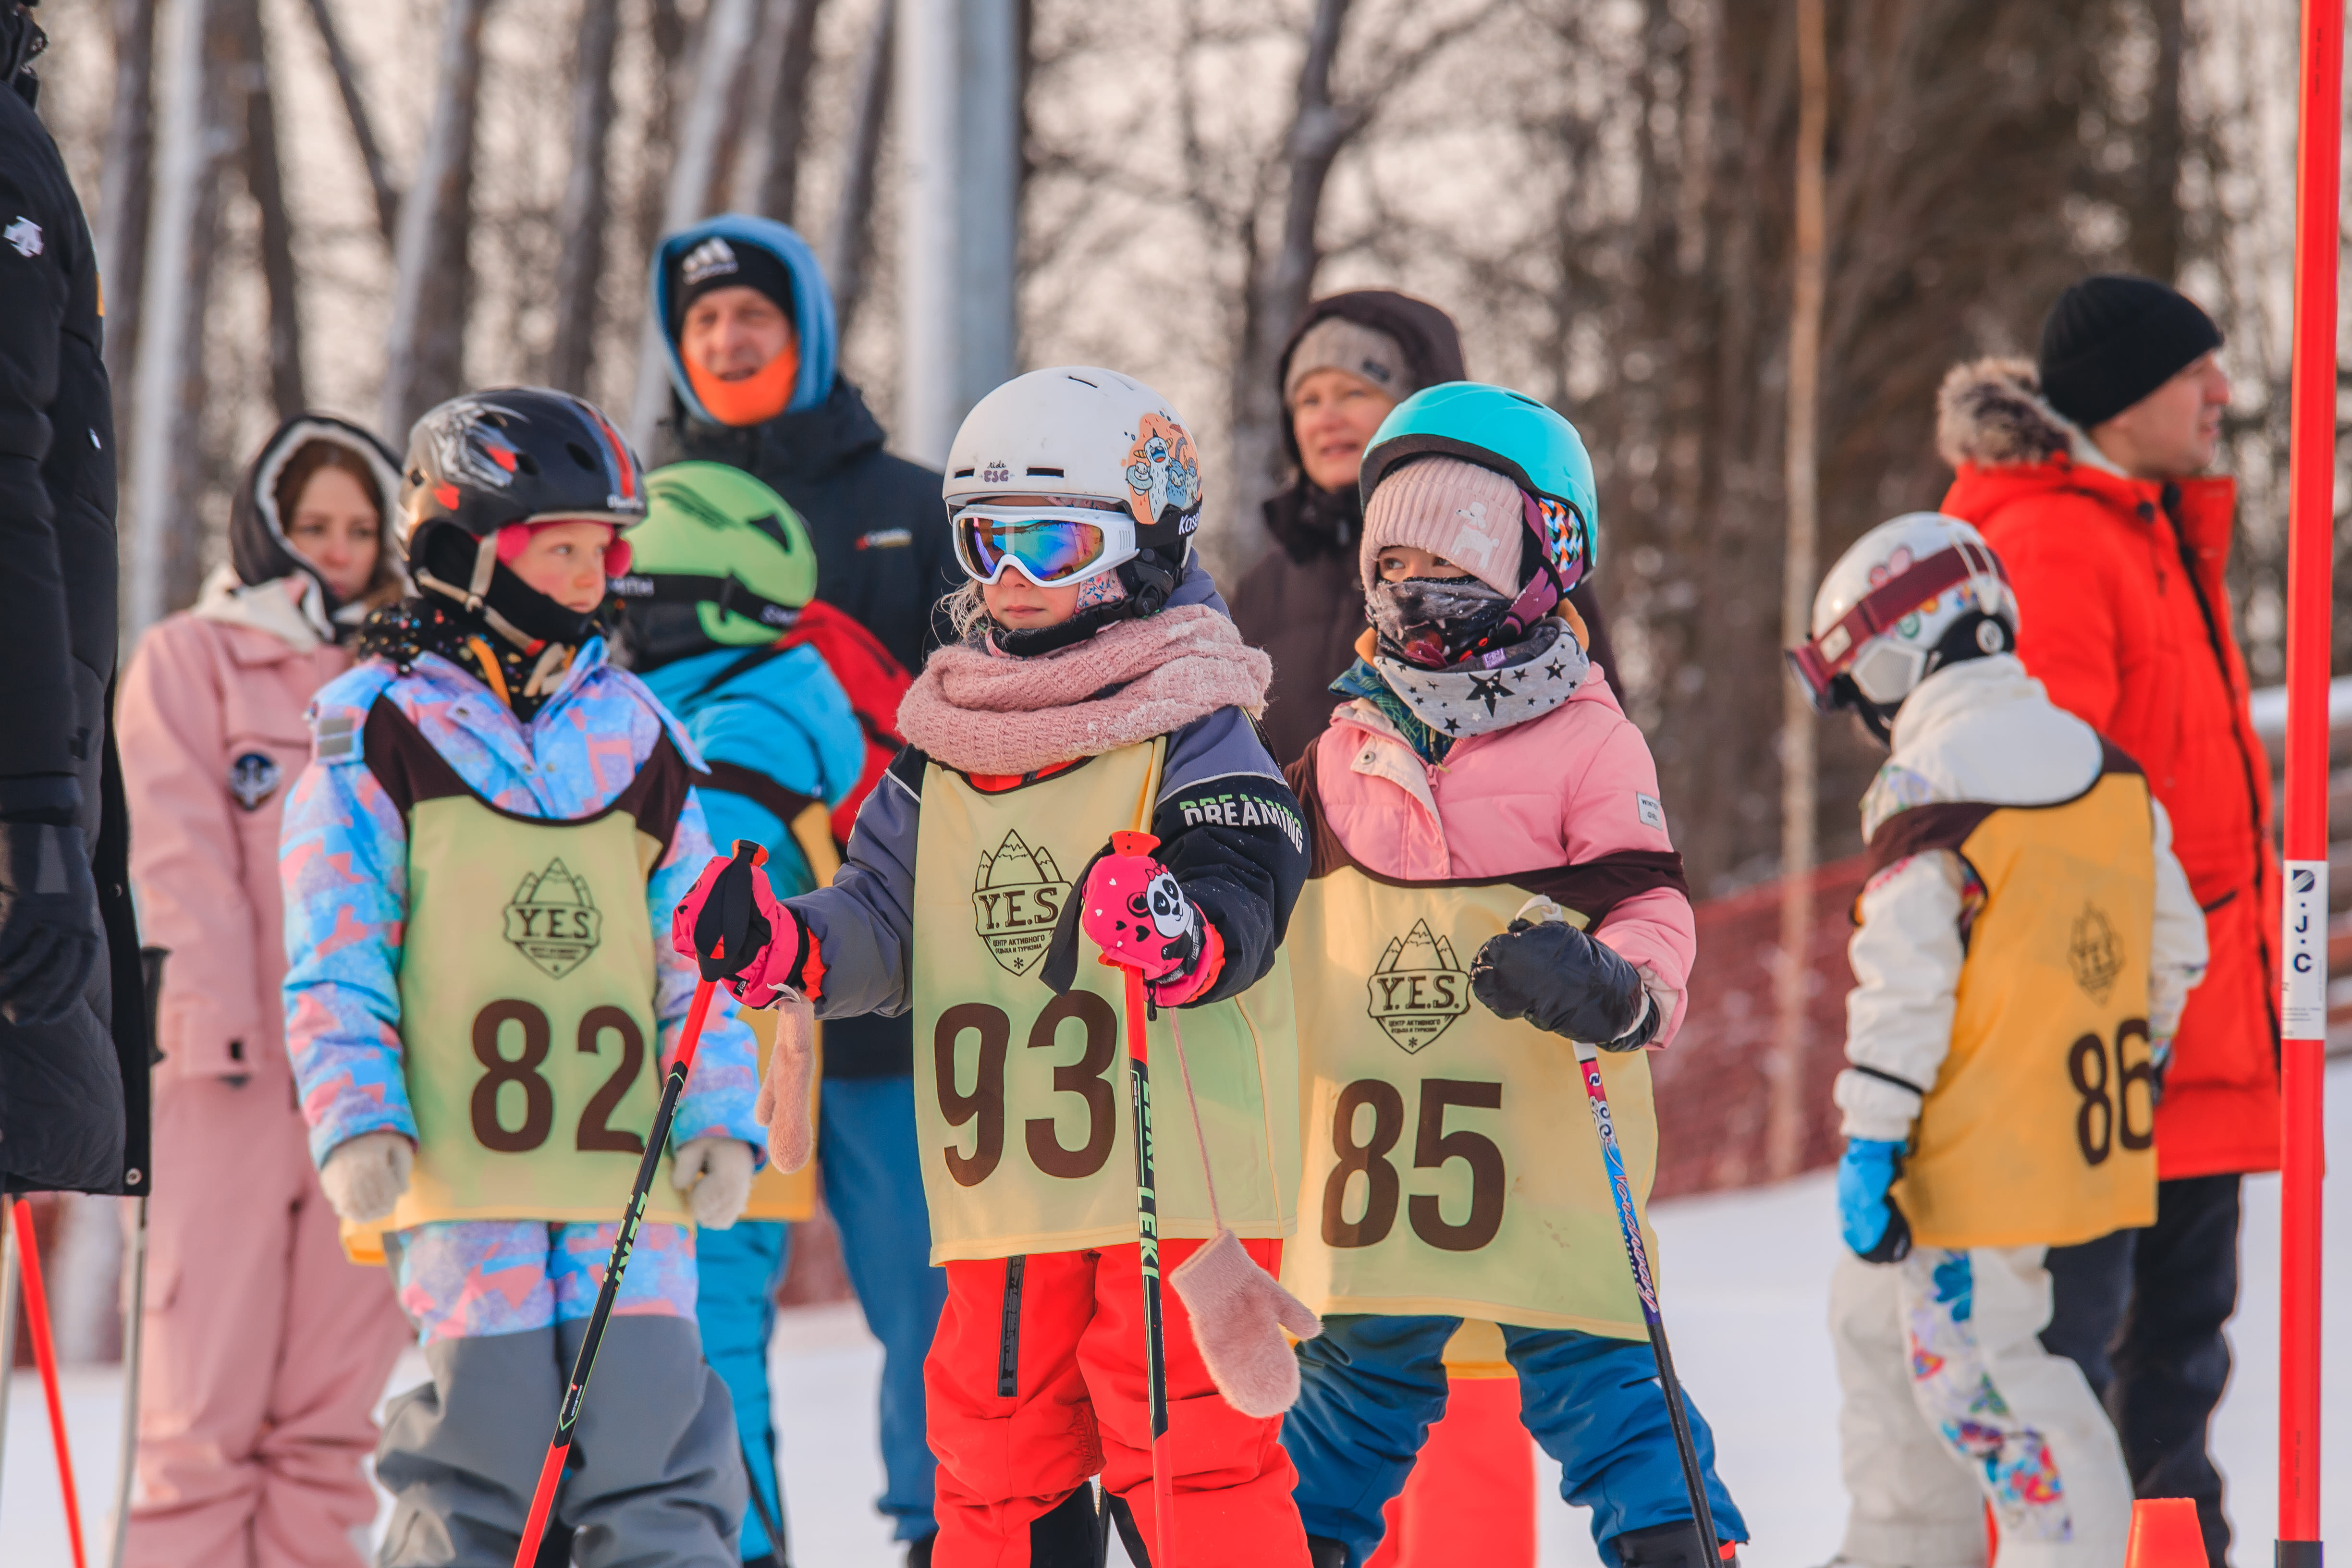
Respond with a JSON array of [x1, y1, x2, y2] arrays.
[[896, 606, 1272, 775]]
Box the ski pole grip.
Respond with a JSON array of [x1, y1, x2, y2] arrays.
[[692, 839, 772, 981], [1109, 830, 1161, 858]]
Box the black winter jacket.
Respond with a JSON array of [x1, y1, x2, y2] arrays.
[[0, 44, 149, 1196]]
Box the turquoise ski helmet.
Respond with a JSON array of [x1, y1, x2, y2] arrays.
[[1358, 382, 1599, 593]]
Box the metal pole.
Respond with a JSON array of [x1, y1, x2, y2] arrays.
[[110, 1198, 149, 1568], [0, 1204, 19, 1479], [2277, 2, 2340, 1560], [894, 0, 1018, 466]]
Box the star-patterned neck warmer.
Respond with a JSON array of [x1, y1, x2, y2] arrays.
[[1364, 616, 1588, 760]]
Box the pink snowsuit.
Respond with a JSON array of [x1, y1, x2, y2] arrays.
[[1307, 671, 1697, 1041], [118, 576, 412, 1568]]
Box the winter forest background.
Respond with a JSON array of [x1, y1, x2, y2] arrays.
[[28, 0, 2340, 899]]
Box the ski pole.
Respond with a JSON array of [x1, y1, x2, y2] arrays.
[[110, 1194, 147, 1568], [1519, 898, 1722, 1564], [737, 1432, 788, 1568], [0, 1200, 17, 1483], [1110, 832, 1176, 1567], [511, 839, 764, 1568], [12, 1197, 90, 1568]]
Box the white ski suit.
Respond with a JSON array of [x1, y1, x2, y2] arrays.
[[1828, 654, 2206, 1568]]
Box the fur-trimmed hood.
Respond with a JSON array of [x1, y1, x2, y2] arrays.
[[1935, 356, 2123, 475]]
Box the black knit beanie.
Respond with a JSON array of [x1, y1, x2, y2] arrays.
[[667, 235, 795, 332], [2037, 275, 2222, 429]]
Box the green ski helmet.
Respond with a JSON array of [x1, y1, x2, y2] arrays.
[[612, 462, 818, 648], [1358, 382, 1600, 595]]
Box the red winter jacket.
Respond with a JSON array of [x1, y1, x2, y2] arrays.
[[1936, 357, 2278, 1179]]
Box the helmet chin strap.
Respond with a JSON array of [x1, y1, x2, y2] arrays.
[[412, 529, 598, 653]]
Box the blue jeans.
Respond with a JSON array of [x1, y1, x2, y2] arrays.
[[1282, 1314, 1747, 1568], [695, 1073, 949, 1555]]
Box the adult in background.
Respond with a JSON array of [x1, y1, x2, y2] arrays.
[[118, 417, 416, 1568], [0, 0, 149, 1199], [647, 213, 954, 1563], [1230, 291, 1613, 766], [1936, 275, 2273, 1565]]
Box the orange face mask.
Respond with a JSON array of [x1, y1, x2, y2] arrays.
[[686, 341, 801, 428]]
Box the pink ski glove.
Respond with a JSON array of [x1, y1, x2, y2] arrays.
[[1078, 831, 1224, 1005], [670, 840, 823, 1008]]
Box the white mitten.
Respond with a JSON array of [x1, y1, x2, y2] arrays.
[[318, 1131, 413, 1224], [672, 1137, 757, 1230]]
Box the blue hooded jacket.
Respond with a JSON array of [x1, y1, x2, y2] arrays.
[[648, 216, 959, 680]]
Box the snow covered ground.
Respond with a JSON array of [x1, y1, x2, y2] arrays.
[[7, 1059, 2348, 1566]]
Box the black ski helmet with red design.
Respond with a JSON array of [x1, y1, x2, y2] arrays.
[[397, 387, 646, 554]]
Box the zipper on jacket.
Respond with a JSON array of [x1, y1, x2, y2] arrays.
[[997, 1254, 1026, 1397], [2161, 484, 2284, 1063]]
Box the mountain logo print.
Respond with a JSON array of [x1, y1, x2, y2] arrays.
[[1367, 919, 1471, 1053], [504, 858, 604, 979], [973, 830, 1069, 977]]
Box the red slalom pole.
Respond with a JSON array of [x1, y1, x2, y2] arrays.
[[2278, 1, 2340, 1558], [12, 1198, 89, 1568]]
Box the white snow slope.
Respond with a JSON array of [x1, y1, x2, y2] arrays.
[[5, 1059, 2347, 1565]]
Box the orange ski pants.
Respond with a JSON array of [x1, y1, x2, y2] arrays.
[[927, 1238, 1311, 1568]]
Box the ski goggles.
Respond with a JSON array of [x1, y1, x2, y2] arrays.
[[1785, 540, 2007, 712], [952, 505, 1139, 588]]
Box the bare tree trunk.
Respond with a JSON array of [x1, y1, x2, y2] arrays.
[[124, 0, 232, 638], [549, 0, 621, 394], [1225, 0, 1355, 574], [739, 0, 823, 221], [97, 0, 159, 400], [627, 0, 762, 443], [826, 0, 894, 339], [230, 0, 305, 420], [1767, 0, 1828, 1182], [629, 0, 689, 285], [381, 0, 491, 440], [299, 0, 399, 247], [2130, 0, 2187, 281]]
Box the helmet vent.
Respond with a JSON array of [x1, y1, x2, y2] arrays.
[[565, 441, 599, 472], [1025, 466, 1065, 477], [953, 467, 977, 478], [513, 452, 540, 476], [1065, 375, 1099, 388]]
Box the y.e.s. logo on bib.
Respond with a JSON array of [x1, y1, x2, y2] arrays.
[[504, 858, 603, 979], [1367, 919, 1471, 1053], [973, 830, 1069, 977], [2068, 902, 2124, 1004]]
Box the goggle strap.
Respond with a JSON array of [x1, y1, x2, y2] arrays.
[[1789, 543, 2007, 700], [608, 571, 803, 631]]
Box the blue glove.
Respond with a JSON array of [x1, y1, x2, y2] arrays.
[[1837, 1138, 1912, 1263]]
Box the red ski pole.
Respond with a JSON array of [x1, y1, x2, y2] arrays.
[[12, 1197, 89, 1568], [1111, 831, 1176, 1567], [512, 839, 765, 1568]]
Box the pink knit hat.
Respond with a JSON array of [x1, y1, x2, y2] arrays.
[[1358, 455, 1524, 595]]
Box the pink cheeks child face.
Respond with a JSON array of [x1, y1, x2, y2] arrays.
[[981, 570, 1083, 629], [506, 521, 617, 613]]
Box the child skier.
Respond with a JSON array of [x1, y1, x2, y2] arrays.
[[280, 389, 765, 1566], [1786, 511, 2207, 1568], [1273, 384, 1747, 1568], [675, 368, 1314, 1567], [616, 459, 920, 1567]]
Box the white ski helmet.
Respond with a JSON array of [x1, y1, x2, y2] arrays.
[[944, 367, 1203, 549], [1788, 511, 2018, 720]]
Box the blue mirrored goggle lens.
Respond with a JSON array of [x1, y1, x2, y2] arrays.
[[957, 518, 1110, 584]]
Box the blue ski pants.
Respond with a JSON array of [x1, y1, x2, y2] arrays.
[[696, 1073, 949, 1554], [1282, 1314, 1747, 1568]]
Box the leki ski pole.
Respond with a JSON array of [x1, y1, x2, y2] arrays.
[[1519, 898, 1722, 1565], [1111, 832, 1176, 1568], [511, 839, 766, 1568], [12, 1197, 90, 1568]]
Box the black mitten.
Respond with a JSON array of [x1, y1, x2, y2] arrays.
[[1470, 918, 1653, 1048]]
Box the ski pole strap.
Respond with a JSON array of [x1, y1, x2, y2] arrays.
[[693, 839, 771, 982]]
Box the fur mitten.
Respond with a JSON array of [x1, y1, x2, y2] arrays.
[[318, 1130, 412, 1225], [672, 1137, 757, 1229], [752, 989, 818, 1174], [1170, 1227, 1323, 1418]]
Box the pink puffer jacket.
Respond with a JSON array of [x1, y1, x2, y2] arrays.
[[119, 575, 353, 1083], [1307, 672, 1697, 1045]]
